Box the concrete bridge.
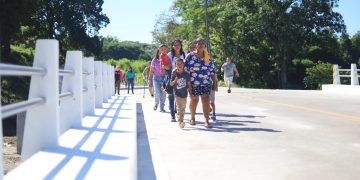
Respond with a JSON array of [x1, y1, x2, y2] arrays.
[[1, 40, 360, 180]]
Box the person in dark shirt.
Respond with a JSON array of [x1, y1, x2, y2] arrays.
[[114, 66, 123, 95], [171, 58, 192, 128]]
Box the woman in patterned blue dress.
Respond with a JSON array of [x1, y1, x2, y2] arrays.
[[184, 38, 216, 128]]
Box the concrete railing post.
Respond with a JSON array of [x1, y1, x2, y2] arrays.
[[351, 63, 359, 85], [59, 51, 83, 134], [22, 40, 59, 160], [83, 57, 95, 116], [94, 61, 103, 107], [333, 64, 341, 85], [111, 66, 115, 95], [0, 87, 3, 178], [102, 63, 108, 102], [16, 112, 26, 154], [108, 65, 113, 97]]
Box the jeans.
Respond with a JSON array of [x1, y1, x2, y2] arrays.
[[153, 76, 166, 110], [168, 94, 175, 118], [115, 80, 121, 94], [127, 78, 134, 93]]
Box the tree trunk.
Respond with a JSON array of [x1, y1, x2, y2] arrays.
[[280, 57, 288, 89]]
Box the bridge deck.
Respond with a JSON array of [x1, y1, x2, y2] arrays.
[[5, 95, 137, 180]]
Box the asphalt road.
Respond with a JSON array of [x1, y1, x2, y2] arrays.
[[135, 87, 360, 180]]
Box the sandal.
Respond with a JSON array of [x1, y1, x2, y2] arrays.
[[179, 122, 185, 129], [204, 122, 212, 128], [190, 119, 196, 125]]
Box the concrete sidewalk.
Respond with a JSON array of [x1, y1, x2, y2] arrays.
[[5, 95, 137, 180]]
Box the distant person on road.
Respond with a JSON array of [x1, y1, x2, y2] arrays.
[[171, 58, 192, 128], [114, 66, 123, 95], [184, 38, 216, 128], [221, 57, 239, 93], [151, 49, 166, 112], [142, 61, 154, 97], [125, 66, 135, 94]]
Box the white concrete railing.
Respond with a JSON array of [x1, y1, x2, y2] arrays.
[[0, 39, 115, 178], [333, 63, 359, 85]]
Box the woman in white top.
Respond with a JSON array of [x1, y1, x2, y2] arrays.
[[166, 39, 186, 122]]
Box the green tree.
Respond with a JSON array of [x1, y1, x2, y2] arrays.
[[28, 0, 109, 57], [100, 37, 156, 61], [351, 31, 360, 64], [0, 0, 38, 62]]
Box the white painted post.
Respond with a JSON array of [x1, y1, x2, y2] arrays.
[[333, 64, 341, 85], [108, 65, 113, 97], [0, 87, 3, 178], [22, 40, 59, 160], [59, 51, 83, 134], [83, 57, 95, 116], [94, 61, 103, 107], [110, 66, 115, 95], [351, 63, 359, 85], [102, 63, 108, 102]]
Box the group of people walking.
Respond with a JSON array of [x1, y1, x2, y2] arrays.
[[115, 38, 240, 129], [143, 38, 240, 129], [114, 66, 136, 95]]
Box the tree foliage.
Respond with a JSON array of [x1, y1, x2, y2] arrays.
[[152, 0, 354, 89], [100, 37, 156, 61]]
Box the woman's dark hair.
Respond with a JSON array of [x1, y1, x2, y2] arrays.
[[171, 39, 184, 56], [154, 49, 160, 59]]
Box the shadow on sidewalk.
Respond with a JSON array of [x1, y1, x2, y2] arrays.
[[137, 103, 156, 180]]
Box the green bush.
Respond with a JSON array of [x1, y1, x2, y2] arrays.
[[303, 62, 333, 90]]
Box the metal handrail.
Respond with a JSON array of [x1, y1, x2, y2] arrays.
[[339, 75, 351, 77], [1, 97, 46, 119], [59, 91, 73, 99], [59, 69, 74, 76], [0, 63, 46, 77]]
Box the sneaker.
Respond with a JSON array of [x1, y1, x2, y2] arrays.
[[211, 115, 217, 122], [151, 94, 154, 97], [171, 118, 176, 122], [227, 89, 231, 93], [160, 109, 166, 113], [179, 122, 185, 128], [153, 106, 158, 111]]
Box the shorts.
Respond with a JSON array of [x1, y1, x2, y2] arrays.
[[210, 90, 215, 103], [224, 76, 234, 85], [192, 84, 211, 96]]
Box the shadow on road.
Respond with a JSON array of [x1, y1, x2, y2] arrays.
[[182, 112, 281, 133], [137, 103, 156, 180], [216, 113, 266, 119]]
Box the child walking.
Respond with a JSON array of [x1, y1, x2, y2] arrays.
[[170, 58, 192, 128]]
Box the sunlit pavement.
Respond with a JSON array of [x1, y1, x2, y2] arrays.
[[136, 87, 360, 180]]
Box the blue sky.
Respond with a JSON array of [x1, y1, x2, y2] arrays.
[[99, 0, 360, 44]]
